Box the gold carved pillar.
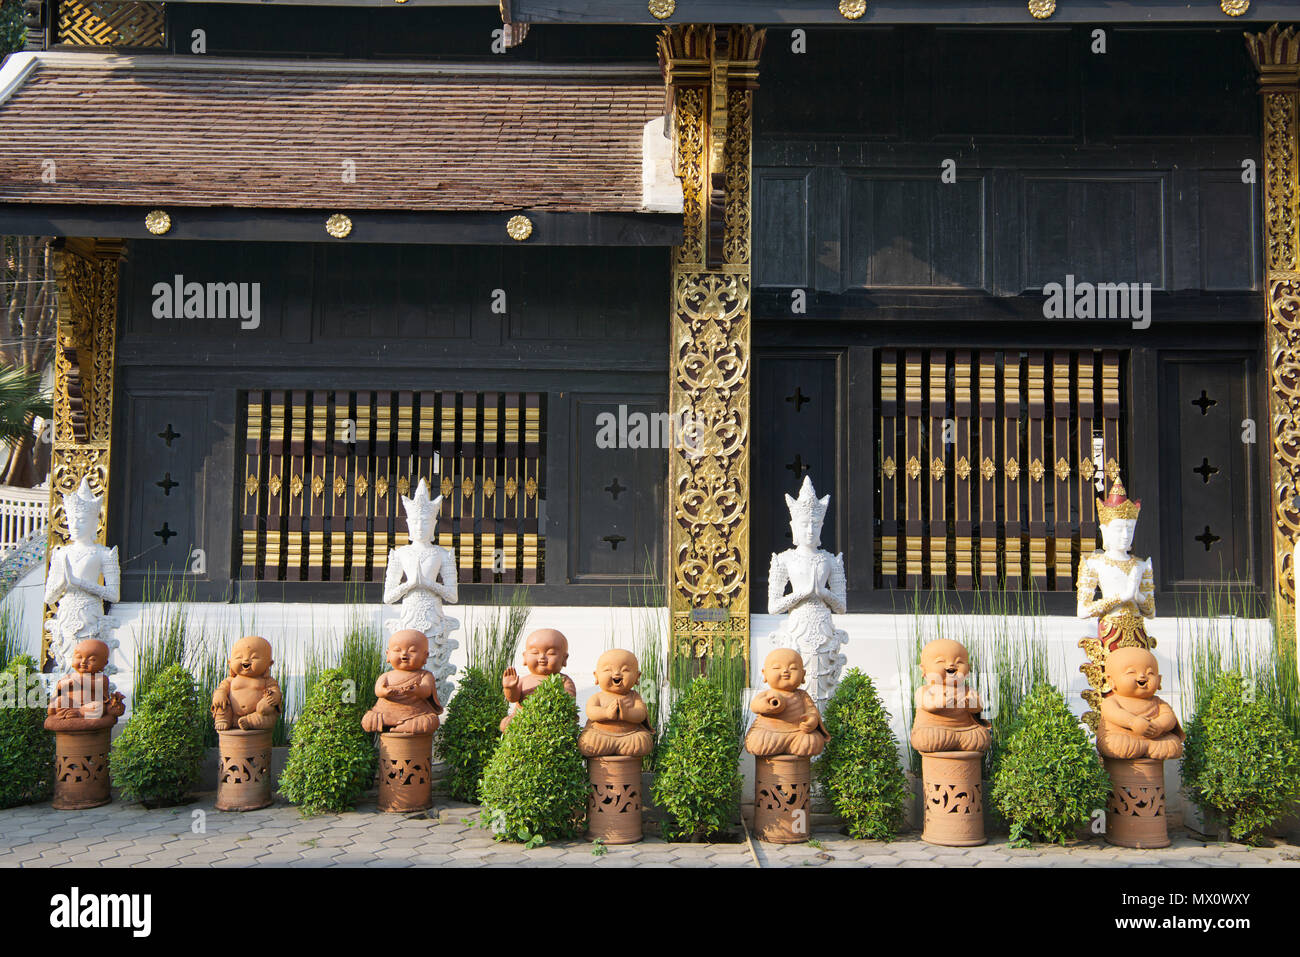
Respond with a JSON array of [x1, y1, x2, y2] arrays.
[[1247, 25, 1300, 612], [42, 237, 123, 664], [659, 25, 764, 661]]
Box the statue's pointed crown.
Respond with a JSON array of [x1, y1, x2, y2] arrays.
[[62, 476, 102, 526], [1097, 476, 1141, 522], [400, 478, 443, 525], [785, 475, 830, 524]]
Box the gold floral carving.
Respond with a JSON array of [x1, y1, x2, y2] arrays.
[[1027, 0, 1055, 18], [325, 213, 352, 239], [334, 475, 346, 497], [882, 456, 897, 479], [1105, 457, 1120, 482], [290, 475, 303, 498], [375, 476, 389, 499], [145, 210, 171, 235], [955, 456, 971, 480], [355, 475, 368, 496], [838, 0, 866, 19], [397, 476, 410, 497], [1028, 458, 1045, 482], [525, 476, 538, 499], [930, 456, 946, 480], [311, 475, 324, 498], [483, 476, 496, 498], [1221, 0, 1249, 15], [1005, 458, 1020, 481], [440, 475, 452, 498], [506, 215, 533, 241], [1080, 457, 1096, 481], [461, 477, 474, 498], [1247, 25, 1300, 607], [648, 0, 675, 18], [245, 474, 258, 498], [505, 477, 518, 499], [906, 456, 922, 480], [980, 457, 996, 481], [1054, 457, 1071, 482], [269, 475, 282, 496], [664, 26, 764, 661]]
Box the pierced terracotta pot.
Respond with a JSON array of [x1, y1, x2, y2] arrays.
[[1104, 757, 1169, 848], [587, 755, 643, 844], [377, 732, 433, 813], [754, 755, 812, 844], [920, 750, 986, 847], [216, 729, 274, 811], [52, 728, 112, 810]]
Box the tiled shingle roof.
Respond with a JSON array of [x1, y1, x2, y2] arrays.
[[0, 53, 666, 212]]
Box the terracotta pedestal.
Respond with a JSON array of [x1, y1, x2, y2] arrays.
[[754, 755, 811, 844], [586, 755, 643, 844], [216, 729, 274, 811], [52, 728, 112, 810], [1104, 757, 1169, 848], [920, 750, 986, 847], [377, 732, 433, 813]]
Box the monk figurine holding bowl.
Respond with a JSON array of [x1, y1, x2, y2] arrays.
[[1097, 647, 1184, 761], [362, 629, 443, 734], [745, 648, 829, 758], [579, 649, 654, 758], [211, 635, 282, 732], [909, 638, 991, 755], [44, 638, 125, 732], [501, 628, 576, 732]]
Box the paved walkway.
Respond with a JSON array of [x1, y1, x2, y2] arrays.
[[1, 795, 1297, 867]]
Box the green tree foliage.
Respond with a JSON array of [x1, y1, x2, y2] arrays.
[[0, 654, 52, 807], [279, 667, 376, 815], [652, 676, 742, 842], [434, 666, 507, 802], [0, 0, 26, 58], [816, 668, 910, 841], [110, 664, 206, 807]]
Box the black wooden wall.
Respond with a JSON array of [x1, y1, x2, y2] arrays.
[[750, 26, 1269, 615], [111, 240, 670, 605]]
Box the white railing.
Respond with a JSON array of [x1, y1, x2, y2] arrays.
[[0, 484, 47, 557]]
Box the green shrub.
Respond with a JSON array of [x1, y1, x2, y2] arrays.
[[279, 668, 376, 816], [989, 683, 1110, 846], [652, 676, 742, 842], [1182, 670, 1300, 844], [478, 675, 588, 844], [110, 664, 206, 807], [0, 654, 52, 807], [816, 668, 909, 841], [434, 666, 507, 802]]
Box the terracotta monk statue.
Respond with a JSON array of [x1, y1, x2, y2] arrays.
[[500, 628, 576, 732], [909, 638, 991, 754], [383, 478, 460, 704], [578, 648, 654, 758], [744, 648, 829, 758], [43, 477, 120, 677], [767, 475, 848, 712], [361, 629, 443, 734], [1077, 476, 1157, 727], [1096, 647, 1184, 761], [44, 638, 125, 732], [211, 635, 283, 732]]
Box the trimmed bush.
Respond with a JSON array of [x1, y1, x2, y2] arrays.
[[652, 676, 742, 842], [1182, 670, 1300, 844], [110, 664, 206, 807], [435, 666, 507, 802], [990, 683, 1110, 846], [479, 675, 587, 844], [0, 654, 52, 807], [816, 668, 909, 841], [280, 667, 376, 816]]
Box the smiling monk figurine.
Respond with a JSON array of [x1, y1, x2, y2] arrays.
[[1097, 647, 1184, 761], [501, 628, 576, 732], [745, 648, 829, 758], [909, 638, 991, 754], [44, 638, 125, 732], [579, 649, 654, 758], [211, 635, 282, 732], [362, 629, 443, 734]]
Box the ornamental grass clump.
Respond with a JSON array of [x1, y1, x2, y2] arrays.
[[652, 675, 742, 842], [989, 683, 1111, 846], [816, 668, 909, 841], [280, 667, 376, 815], [110, 664, 206, 807], [478, 675, 588, 845], [434, 666, 507, 802], [1182, 670, 1300, 845], [0, 654, 52, 808]]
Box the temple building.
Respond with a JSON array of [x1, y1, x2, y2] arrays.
[[0, 0, 1292, 695]]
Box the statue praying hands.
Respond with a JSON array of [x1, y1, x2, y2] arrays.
[[44, 477, 120, 679], [383, 479, 460, 704], [767, 476, 848, 711]]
